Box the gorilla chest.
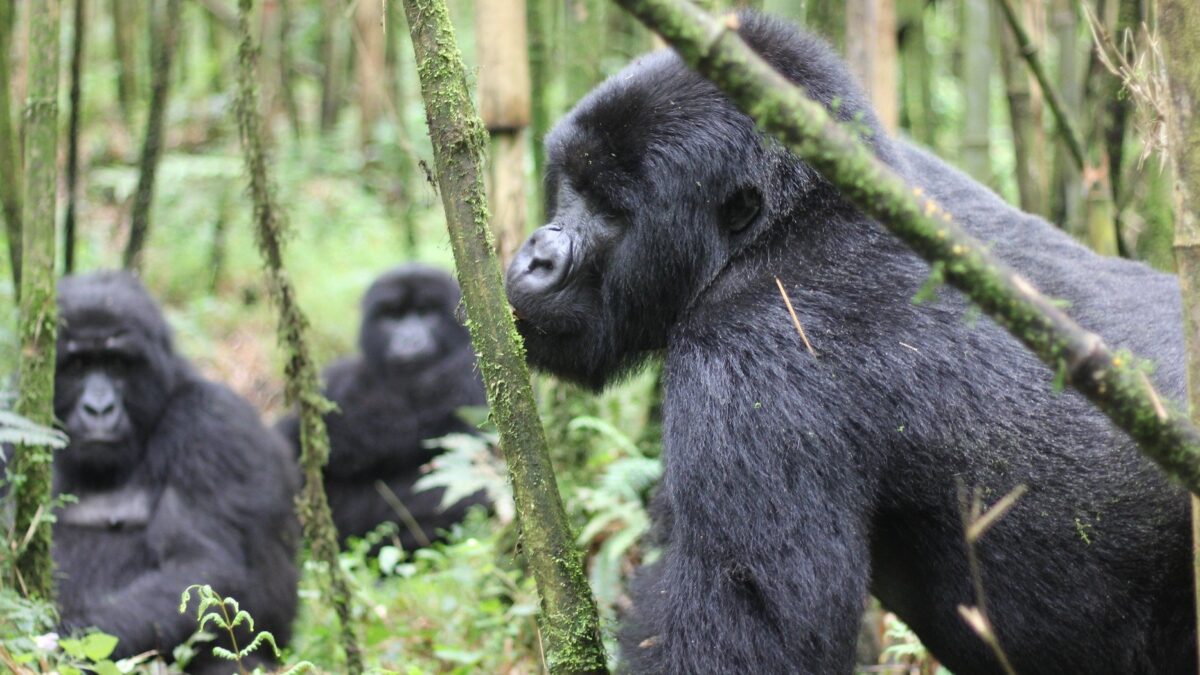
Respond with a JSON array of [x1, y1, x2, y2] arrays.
[[53, 486, 158, 603]]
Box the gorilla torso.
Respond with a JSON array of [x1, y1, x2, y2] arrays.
[[277, 265, 489, 550], [506, 13, 1192, 674], [38, 272, 300, 675]]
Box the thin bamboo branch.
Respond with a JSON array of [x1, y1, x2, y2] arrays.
[[994, 0, 1086, 171]]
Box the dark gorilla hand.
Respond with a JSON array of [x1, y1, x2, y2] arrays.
[[277, 264, 488, 551], [41, 271, 300, 675], [507, 14, 1191, 675]]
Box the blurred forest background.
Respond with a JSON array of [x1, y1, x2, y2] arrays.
[[0, 0, 1175, 672]]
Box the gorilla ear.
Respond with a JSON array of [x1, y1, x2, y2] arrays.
[[720, 187, 762, 233]]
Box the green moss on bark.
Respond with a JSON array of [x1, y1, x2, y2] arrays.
[[232, 1, 362, 671], [0, 0, 22, 293], [401, 0, 607, 671], [11, 0, 61, 601]]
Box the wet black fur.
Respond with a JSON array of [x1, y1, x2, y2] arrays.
[[507, 14, 1192, 674]]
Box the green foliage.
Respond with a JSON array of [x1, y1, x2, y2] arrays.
[[0, 410, 69, 449], [876, 614, 953, 674], [571, 416, 661, 639], [289, 512, 542, 673], [0, 589, 151, 675], [415, 427, 515, 524], [179, 584, 314, 674]]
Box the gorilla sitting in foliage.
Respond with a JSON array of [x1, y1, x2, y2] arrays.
[[37, 271, 299, 674], [506, 14, 1191, 674], [277, 264, 488, 551]]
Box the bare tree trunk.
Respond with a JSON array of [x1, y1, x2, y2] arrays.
[[527, 0, 553, 219], [478, 0, 532, 263], [123, 0, 182, 272], [898, 0, 932, 145], [319, 0, 346, 131], [64, 0, 86, 274], [353, 0, 386, 148], [110, 0, 137, 121], [961, 0, 992, 183], [997, 0, 1048, 215], [1050, 0, 1082, 232], [0, 0, 23, 292], [567, 0, 607, 104], [845, 0, 898, 132], [278, 0, 301, 137], [1160, 0, 1200, 655], [401, 0, 608, 669], [232, 0, 364, 671], [12, 0, 61, 602]]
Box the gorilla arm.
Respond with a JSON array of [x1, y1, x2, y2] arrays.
[[621, 337, 873, 673], [63, 487, 251, 657]]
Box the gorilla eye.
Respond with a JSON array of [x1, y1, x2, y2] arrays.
[[721, 188, 762, 234]]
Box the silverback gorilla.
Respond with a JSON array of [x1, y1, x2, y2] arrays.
[[277, 264, 488, 550], [49, 272, 299, 674], [505, 14, 1192, 675]]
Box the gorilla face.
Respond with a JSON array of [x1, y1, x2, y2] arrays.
[[506, 51, 780, 390], [359, 265, 471, 372], [55, 272, 178, 474]]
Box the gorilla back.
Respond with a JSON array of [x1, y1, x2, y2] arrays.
[[49, 272, 299, 674], [506, 14, 1192, 675]]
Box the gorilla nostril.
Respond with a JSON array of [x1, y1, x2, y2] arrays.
[[508, 225, 572, 295], [529, 256, 556, 273], [84, 401, 115, 418]]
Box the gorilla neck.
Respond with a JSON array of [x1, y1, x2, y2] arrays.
[[56, 442, 146, 492]]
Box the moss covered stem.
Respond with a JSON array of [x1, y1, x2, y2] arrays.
[[400, 1, 607, 671]]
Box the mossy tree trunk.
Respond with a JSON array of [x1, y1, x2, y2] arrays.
[[63, 0, 86, 274], [232, 1, 363, 671], [1160, 0, 1200, 656], [400, 0, 608, 670], [123, 0, 181, 272], [11, 0, 61, 602], [478, 0, 532, 263], [0, 0, 22, 293], [609, 0, 1200, 496]]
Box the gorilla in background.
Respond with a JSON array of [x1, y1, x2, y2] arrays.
[[506, 14, 1192, 675], [276, 264, 488, 551], [41, 271, 298, 674]]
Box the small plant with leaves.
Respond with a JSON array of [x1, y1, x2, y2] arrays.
[[179, 584, 311, 674], [0, 589, 154, 675]]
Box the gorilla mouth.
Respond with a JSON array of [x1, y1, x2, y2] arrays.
[[76, 434, 125, 446]]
